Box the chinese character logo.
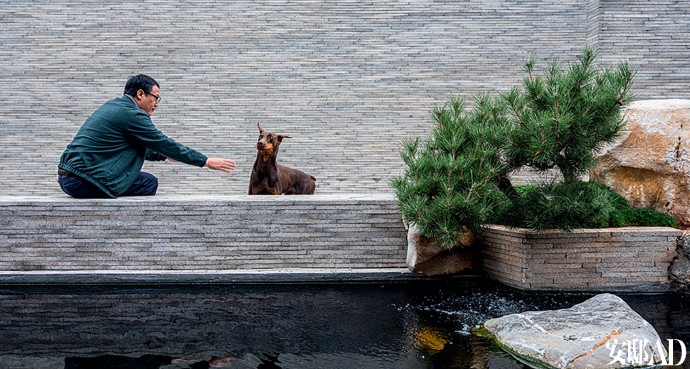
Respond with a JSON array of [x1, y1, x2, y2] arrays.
[[607, 338, 686, 366]]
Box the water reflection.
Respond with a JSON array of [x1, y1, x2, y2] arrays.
[[0, 281, 687, 369], [64, 353, 273, 369], [65, 354, 174, 369]]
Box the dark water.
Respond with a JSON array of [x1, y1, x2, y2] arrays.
[[0, 280, 688, 369]]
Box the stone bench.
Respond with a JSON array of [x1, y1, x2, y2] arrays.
[[0, 194, 411, 284]]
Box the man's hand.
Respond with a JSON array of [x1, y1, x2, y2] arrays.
[[205, 158, 237, 173]]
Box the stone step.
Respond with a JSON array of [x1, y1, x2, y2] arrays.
[[0, 194, 408, 278]]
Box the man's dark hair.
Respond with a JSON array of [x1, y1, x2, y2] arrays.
[[124, 74, 159, 96]]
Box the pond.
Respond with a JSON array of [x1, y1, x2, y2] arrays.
[[0, 279, 688, 369]]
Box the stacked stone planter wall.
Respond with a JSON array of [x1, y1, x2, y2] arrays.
[[479, 225, 682, 292], [3, 194, 686, 290]]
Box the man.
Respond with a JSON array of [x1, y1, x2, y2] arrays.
[[58, 74, 236, 198]]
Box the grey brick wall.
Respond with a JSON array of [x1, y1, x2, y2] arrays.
[[8, 0, 686, 196], [595, 0, 690, 100], [0, 194, 407, 271], [479, 225, 682, 291]]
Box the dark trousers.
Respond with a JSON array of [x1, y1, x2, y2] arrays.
[[58, 172, 158, 198]]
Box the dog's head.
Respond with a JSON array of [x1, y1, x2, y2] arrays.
[[256, 123, 290, 153]]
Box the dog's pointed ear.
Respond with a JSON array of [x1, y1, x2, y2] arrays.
[[277, 135, 291, 142], [257, 123, 264, 134]]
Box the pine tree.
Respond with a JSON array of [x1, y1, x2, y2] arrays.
[[497, 47, 635, 231], [392, 47, 639, 246], [503, 47, 634, 184], [391, 96, 508, 249]]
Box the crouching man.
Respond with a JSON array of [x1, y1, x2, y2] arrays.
[[58, 74, 236, 198]]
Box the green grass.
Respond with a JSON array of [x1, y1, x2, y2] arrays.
[[490, 181, 676, 231]]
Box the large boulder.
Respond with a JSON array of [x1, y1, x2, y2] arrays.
[[590, 99, 690, 226], [482, 294, 667, 369]]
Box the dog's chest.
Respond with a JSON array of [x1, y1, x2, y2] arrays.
[[250, 172, 283, 194], [255, 181, 277, 193]]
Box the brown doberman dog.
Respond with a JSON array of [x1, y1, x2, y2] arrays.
[[249, 123, 316, 195]]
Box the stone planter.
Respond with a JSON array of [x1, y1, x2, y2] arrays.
[[479, 225, 682, 292]]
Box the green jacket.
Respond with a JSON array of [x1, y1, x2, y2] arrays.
[[59, 96, 208, 197]]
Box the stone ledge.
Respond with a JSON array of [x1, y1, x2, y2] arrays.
[[0, 268, 432, 286], [0, 193, 398, 204], [4, 195, 684, 291], [0, 194, 409, 274]]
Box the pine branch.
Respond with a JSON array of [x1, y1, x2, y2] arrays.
[[508, 96, 526, 127]]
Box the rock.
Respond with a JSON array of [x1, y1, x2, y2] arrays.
[[680, 231, 690, 255], [412, 326, 450, 354], [482, 294, 667, 369], [670, 253, 690, 286], [405, 223, 475, 275], [670, 232, 690, 291], [590, 99, 690, 226]]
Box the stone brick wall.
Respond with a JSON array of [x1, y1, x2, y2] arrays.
[[2, 1, 687, 197], [595, 0, 690, 100], [480, 225, 683, 291], [0, 194, 407, 273]]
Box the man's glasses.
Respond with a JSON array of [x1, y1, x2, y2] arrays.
[[145, 91, 161, 103]]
